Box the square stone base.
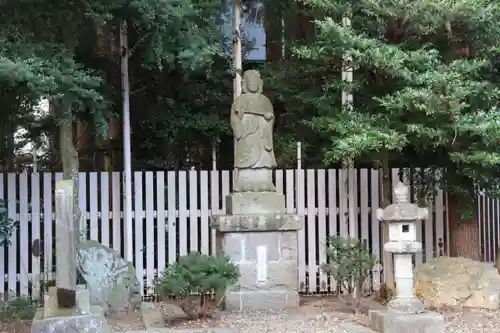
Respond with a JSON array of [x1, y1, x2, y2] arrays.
[[31, 305, 111, 333], [369, 310, 444, 333], [224, 289, 299, 312]]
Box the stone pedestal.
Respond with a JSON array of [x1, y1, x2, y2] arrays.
[[211, 191, 302, 312], [31, 284, 110, 333], [369, 310, 444, 333]]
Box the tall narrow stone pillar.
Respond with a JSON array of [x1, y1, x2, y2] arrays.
[[55, 180, 79, 308]]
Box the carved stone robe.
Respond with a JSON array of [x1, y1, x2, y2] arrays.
[[231, 93, 277, 169]]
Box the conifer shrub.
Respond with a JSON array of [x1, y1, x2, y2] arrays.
[[155, 252, 239, 319]]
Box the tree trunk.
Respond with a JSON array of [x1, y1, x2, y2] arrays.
[[448, 192, 481, 260]]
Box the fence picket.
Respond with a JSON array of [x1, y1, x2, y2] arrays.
[[145, 171, 155, 292], [89, 173, 98, 241], [179, 171, 188, 257], [111, 172, 121, 254], [7, 173, 16, 294], [306, 169, 317, 293], [156, 172, 166, 273], [370, 169, 381, 291], [19, 173, 29, 295], [338, 169, 348, 237], [134, 172, 144, 292], [296, 169, 306, 292], [210, 170, 219, 255], [285, 170, 294, 214], [189, 170, 198, 252], [317, 169, 327, 292], [167, 172, 177, 265], [79, 173, 87, 240], [200, 171, 209, 255], [101, 173, 110, 247], [360, 169, 369, 248], [43, 173, 53, 281], [423, 171, 433, 263]]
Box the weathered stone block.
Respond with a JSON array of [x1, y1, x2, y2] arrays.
[[234, 261, 298, 291], [225, 192, 285, 214], [369, 310, 444, 333], [244, 233, 280, 261], [217, 231, 298, 263], [225, 289, 299, 312], [31, 305, 111, 333], [280, 232, 298, 261], [210, 213, 301, 232]]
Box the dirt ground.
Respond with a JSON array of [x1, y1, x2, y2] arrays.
[[158, 295, 384, 329], [2, 296, 499, 332], [0, 309, 145, 333]]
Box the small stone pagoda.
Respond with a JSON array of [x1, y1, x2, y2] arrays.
[[210, 70, 302, 312]]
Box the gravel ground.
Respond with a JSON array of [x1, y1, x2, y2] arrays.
[[158, 298, 500, 333], [1, 302, 499, 332]]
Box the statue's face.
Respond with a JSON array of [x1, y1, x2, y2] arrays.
[[244, 74, 260, 93]]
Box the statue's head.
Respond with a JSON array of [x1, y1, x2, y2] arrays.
[[242, 70, 262, 93]]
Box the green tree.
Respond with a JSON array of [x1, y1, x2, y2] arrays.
[[269, 0, 500, 259]]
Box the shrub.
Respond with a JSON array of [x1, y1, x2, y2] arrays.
[[322, 236, 377, 313], [155, 252, 239, 319], [0, 294, 37, 321]]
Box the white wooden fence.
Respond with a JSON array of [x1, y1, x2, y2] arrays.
[[0, 168, 449, 298]]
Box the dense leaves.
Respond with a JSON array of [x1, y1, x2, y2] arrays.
[[322, 236, 377, 291], [155, 252, 239, 319], [264, 0, 500, 198], [156, 252, 239, 297]]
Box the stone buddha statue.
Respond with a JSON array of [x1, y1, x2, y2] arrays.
[[231, 70, 277, 192]]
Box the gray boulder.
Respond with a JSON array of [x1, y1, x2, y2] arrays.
[[76, 240, 142, 317]]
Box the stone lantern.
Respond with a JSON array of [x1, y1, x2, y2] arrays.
[[376, 182, 427, 313], [368, 182, 444, 333]]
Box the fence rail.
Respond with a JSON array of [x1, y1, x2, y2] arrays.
[[0, 168, 450, 298]]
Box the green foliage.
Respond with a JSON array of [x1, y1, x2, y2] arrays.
[[322, 236, 377, 291], [264, 0, 500, 197], [155, 252, 239, 298], [0, 294, 37, 321], [129, 0, 227, 70], [0, 199, 16, 246]]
